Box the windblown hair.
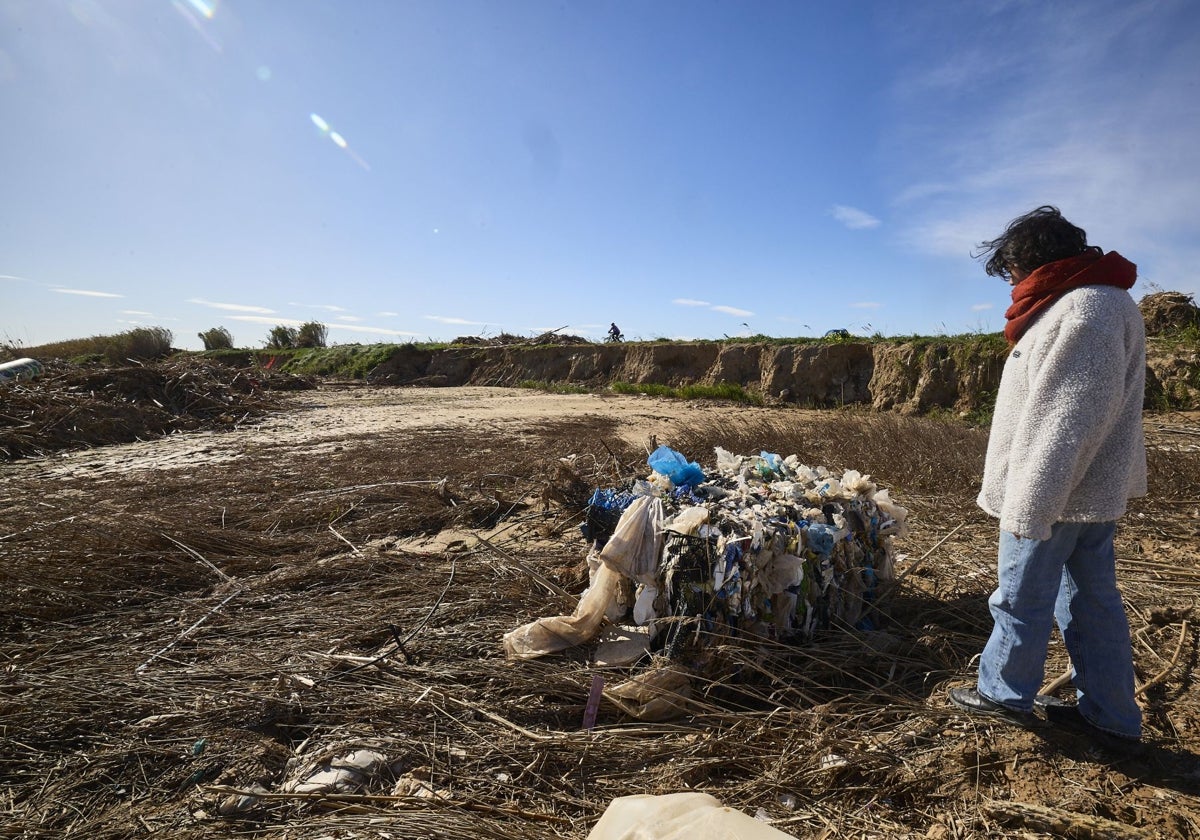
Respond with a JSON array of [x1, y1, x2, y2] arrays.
[[975, 205, 1098, 280]]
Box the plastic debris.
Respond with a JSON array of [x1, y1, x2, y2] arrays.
[[504, 443, 909, 718], [587, 792, 800, 840], [217, 783, 269, 816], [0, 358, 43, 385], [647, 445, 706, 488], [283, 748, 389, 794]]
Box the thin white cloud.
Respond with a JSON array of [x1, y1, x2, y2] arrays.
[[971, 303, 994, 312], [336, 315, 364, 322], [377, 311, 399, 317], [52, 288, 123, 298], [887, 1, 1200, 293], [121, 309, 154, 316], [330, 324, 421, 337], [0, 273, 36, 283], [711, 305, 754, 317], [672, 298, 712, 307], [831, 205, 882, 230], [189, 298, 275, 314], [228, 315, 418, 337], [850, 301, 882, 310], [228, 315, 305, 326], [289, 302, 348, 312], [423, 315, 487, 325]]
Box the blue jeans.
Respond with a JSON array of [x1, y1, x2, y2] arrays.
[[977, 522, 1142, 738]]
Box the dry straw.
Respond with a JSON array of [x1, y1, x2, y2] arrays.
[[3, 369, 1200, 839]]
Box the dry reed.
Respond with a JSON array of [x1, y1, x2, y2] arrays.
[[2, 378, 1200, 839]]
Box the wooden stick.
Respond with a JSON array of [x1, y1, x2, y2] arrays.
[[476, 534, 573, 599], [444, 694, 551, 742], [135, 591, 240, 674], [985, 799, 1156, 839], [1039, 663, 1073, 697], [1136, 620, 1190, 697], [328, 525, 363, 555]]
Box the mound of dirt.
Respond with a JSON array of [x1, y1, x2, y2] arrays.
[[1140, 291, 1200, 336], [0, 357, 314, 460], [451, 330, 592, 347]]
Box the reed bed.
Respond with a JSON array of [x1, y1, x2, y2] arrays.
[[3, 384, 1200, 839], [0, 358, 313, 460]]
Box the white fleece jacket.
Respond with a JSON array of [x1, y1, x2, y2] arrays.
[[977, 285, 1147, 540]]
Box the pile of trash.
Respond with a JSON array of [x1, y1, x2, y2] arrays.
[[504, 444, 907, 719]]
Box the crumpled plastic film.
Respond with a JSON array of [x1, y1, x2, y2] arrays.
[[647, 445, 706, 488], [604, 663, 695, 721], [283, 748, 389, 794], [598, 495, 664, 582], [872, 488, 909, 537], [663, 505, 708, 536], [587, 792, 801, 840], [502, 563, 621, 660]]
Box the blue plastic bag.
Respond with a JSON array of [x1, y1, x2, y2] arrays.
[[756, 450, 783, 478], [647, 445, 706, 488], [805, 522, 837, 557]]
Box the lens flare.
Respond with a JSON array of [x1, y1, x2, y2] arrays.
[[171, 0, 221, 51], [308, 113, 369, 170], [187, 0, 216, 19]]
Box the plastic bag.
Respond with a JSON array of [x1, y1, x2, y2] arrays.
[[756, 450, 783, 478], [647, 445, 705, 488], [599, 496, 664, 582]]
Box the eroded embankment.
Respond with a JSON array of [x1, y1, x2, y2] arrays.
[[365, 339, 1002, 413], [363, 337, 1198, 413]]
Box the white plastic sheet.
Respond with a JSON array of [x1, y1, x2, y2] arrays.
[[502, 563, 621, 660], [587, 792, 800, 840]]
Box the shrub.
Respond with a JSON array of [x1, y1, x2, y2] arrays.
[[266, 325, 299, 349], [198, 327, 234, 351], [296, 321, 328, 349], [104, 327, 174, 363]]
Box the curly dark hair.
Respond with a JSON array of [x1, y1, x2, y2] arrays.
[[975, 205, 1099, 280]]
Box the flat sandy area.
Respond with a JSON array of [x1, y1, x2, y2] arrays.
[[13, 386, 817, 479]]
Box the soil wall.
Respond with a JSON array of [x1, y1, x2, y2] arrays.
[[366, 337, 1200, 413], [367, 339, 1014, 413]]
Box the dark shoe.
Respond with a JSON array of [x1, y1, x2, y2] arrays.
[[1033, 693, 1072, 711], [1042, 703, 1145, 756], [948, 687, 1037, 726]]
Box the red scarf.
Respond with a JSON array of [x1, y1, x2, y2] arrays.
[[1004, 249, 1136, 343]]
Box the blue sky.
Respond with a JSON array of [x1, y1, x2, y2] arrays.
[[3, 0, 1199, 350]]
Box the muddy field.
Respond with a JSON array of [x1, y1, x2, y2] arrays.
[[3, 380, 1200, 839]]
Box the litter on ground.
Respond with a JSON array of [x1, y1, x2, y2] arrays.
[[505, 444, 908, 719]]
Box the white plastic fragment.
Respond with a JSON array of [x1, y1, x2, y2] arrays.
[[283, 748, 388, 794], [587, 792, 800, 840]]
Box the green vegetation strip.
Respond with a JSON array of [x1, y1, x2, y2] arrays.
[[610, 381, 764, 405]]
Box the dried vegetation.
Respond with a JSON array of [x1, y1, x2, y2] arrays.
[[0, 358, 314, 460], [3, 369, 1200, 839]]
